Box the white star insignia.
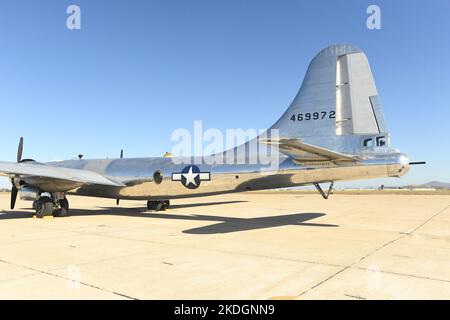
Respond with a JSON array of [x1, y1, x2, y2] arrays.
[[182, 166, 198, 187]]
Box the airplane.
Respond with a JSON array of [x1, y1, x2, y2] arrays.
[[0, 44, 424, 218]]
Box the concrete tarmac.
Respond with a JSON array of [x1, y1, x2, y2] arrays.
[[0, 192, 449, 300]]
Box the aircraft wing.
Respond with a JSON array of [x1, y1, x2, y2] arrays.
[[0, 161, 125, 191], [261, 138, 359, 163]]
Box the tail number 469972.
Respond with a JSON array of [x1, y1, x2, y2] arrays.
[[290, 111, 335, 122]]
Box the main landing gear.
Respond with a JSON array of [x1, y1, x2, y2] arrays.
[[147, 200, 170, 211], [313, 182, 334, 199], [33, 193, 69, 218]]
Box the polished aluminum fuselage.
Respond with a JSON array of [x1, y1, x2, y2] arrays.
[[48, 149, 410, 200]]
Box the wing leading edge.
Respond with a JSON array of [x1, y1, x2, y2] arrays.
[[0, 161, 125, 191]]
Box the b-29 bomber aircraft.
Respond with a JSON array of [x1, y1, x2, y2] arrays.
[[0, 44, 423, 217]]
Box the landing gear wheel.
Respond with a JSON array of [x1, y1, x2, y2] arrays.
[[35, 197, 54, 218], [147, 200, 169, 211], [58, 198, 69, 211], [53, 198, 69, 217], [155, 202, 162, 211], [147, 200, 155, 211], [53, 207, 67, 217]]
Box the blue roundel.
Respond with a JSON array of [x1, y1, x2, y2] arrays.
[[181, 165, 201, 189], [171, 165, 210, 189]]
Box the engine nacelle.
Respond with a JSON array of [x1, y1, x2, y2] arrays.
[[19, 187, 39, 201]]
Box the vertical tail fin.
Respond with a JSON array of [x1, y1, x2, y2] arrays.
[[270, 44, 388, 145]]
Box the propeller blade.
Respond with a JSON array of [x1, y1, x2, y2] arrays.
[[10, 185, 18, 209], [116, 199, 120, 206], [17, 137, 23, 162]]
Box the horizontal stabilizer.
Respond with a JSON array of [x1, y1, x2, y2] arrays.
[[261, 138, 359, 164]]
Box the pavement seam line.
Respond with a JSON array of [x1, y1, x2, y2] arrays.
[[358, 204, 450, 263], [352, 266, 450, 284], [0, 258, 138, 300], [296, 204, 450, 298], [406, 204, 450, 235], [0, 270, 42, 285], [297, 266, 349, 297], [71, 229, 350, 269]]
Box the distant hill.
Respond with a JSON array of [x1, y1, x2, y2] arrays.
[[402, 181, 450, 189]]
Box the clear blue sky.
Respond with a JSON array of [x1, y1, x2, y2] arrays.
[[0, 0, 449, 188]]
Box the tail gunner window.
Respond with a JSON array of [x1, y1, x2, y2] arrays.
[[376, 136, 386, 147], [363, 138, 374, 147]]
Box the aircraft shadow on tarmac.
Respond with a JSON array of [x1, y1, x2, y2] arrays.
[[0, 200, 338, 234], [181, 212, 337, 234]]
